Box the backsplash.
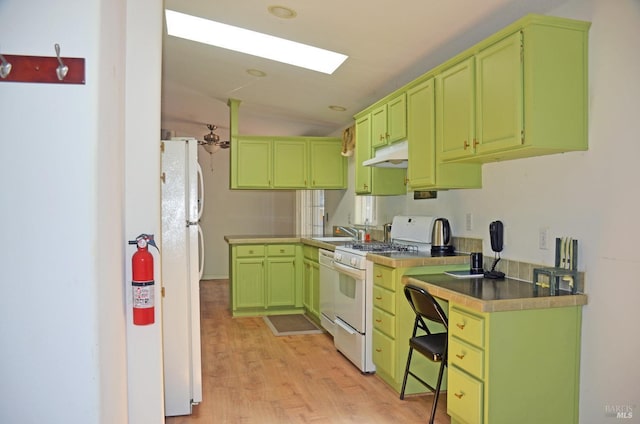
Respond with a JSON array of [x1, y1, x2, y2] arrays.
[[454, 237, 585, 293]]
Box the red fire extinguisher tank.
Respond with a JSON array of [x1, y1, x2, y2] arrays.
[[129, 234, 158, 325]]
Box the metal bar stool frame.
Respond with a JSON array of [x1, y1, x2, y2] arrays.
[[400, 284, 449, 424]]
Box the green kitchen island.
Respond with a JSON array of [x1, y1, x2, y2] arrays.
[[402, 273, 588, 424]]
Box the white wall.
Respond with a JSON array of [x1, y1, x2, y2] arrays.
[[0, 0, 132, 422], [329, 0, 640, 421]]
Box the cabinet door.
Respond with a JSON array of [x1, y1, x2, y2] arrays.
[[236, 138, 272, 188], [355, 114, 372, 194], [267, 257, 296, 307], [273, 140, 307, 188], [437, 57, 476, 161], [476, 32, 523, 155], [309, 139, 346, 188], [235, 258, 265, 309], [371, 104, 388, 148], [407, 78, 436, 188], [387, 93, 407, 143]]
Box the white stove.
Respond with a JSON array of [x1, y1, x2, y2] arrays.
[[331, 216, 435, 373]]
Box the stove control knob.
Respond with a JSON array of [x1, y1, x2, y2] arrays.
[[335, 253, 342, 261], [350, 257, 357, 267]]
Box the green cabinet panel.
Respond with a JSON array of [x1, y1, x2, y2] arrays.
[[408, 78, 482, 190], [231, 136, 346, 190], [230, 243, 303, 316], [235, 138, 272, 188], [267, 257, 296, 307], [371, 104, 388, 149], [437, 57, 476, 161], [303, 256, 320, 322], [475, 32, 523, 155], [273, 140, 307, 188], [371, 93, 407, 148], [309, 139, 347, 188], [234, 258, 265, 309], [354, 113, 407, 196]]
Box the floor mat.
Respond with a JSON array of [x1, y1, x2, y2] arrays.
[[263, 314, 323, 336]]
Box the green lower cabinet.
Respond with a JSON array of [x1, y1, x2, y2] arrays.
[[371, 263, 467, 395], [447, 303, 582, 424], [230, 244, 303, 316]]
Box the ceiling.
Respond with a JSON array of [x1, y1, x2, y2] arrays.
[[161, 0, 571, 140]]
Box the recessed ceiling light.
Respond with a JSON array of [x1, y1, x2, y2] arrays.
[[165, 9, 348, 74], [268, 6, 297, 19], [247, 69, 267, 77], [329, 105, 347, 112]]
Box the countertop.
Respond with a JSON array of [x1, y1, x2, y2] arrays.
[[403, 273, 588, 313], [224, 235, 470, 267]]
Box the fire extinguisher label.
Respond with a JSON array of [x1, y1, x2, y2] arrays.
[[132, 280, 154, 308]]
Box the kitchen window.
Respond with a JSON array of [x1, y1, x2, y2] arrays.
[[297, 190, 324, 235], [354, 195, 377, 226]]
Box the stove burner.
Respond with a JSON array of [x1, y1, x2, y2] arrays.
[[345, 242, 419, 254]]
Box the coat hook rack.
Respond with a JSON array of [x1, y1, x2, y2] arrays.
[[0, 43, 85, 85]]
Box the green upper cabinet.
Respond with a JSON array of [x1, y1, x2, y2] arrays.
[[371, 93, 407, 149], [235, 137, 272, 188], [475, 31, 524, 155], [273, 139, 307, 188], [439, 15, 589, 163], [231, 136, 346, 190], [309, 139, 347, 189], [354, 112, 407, 196], [437, 57, 476, 162]]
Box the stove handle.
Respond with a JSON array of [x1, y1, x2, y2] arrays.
[[333, 261, 366, 280], [335, 318, 357, 335]]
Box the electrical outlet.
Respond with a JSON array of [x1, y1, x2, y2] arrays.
[[539, 227, 549, 250], [465, 213, 473, 231]]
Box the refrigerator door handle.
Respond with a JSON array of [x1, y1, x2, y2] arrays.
[[198, 224, 204, 279], [196, 162, 204, 221]]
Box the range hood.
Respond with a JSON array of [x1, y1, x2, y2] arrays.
[[362, 140, 408, 168]]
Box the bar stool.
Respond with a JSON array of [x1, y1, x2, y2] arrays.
[[400, 285, 448, 424]]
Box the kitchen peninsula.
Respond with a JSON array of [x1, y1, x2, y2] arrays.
[[403, 273, 587, 424]]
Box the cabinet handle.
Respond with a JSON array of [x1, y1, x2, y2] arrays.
[[463, 140, 470, 150], [279, 249, 285, 253], [454, 392, 465, 399], [456, 353, 466, 360], [376, 348, 382, 352], [385, 132, 390, 139], [473, 138, 479, 148], [376, 273, 382, 278], [375, 319, 382, 323], [456, 322, 466, 330], [375, 296, 382, 300], [249, 250, 254, 254], [379, 134, 385, 141]]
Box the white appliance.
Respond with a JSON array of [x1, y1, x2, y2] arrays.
[[161, 138, 204, 416], [332, 216, 435, 373], [318, 249, 338, 336]]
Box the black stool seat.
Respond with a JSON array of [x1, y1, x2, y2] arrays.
[[400, 285, 449, 424]]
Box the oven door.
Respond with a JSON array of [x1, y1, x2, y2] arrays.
[[333, 261, 366, 334]]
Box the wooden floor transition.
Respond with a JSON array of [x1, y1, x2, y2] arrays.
[[165, 279, 450, 424]]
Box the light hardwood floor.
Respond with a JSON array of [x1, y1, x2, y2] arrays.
[[165, 279, 450, 423]]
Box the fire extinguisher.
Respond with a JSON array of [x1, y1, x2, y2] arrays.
[[128, 234, 159, 325]]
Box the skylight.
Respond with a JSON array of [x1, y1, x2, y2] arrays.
[[165, 10, 348, 74]]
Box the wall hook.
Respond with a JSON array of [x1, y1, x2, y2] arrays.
[[54, 43, 68, 81], [0, 53, 12, 79]]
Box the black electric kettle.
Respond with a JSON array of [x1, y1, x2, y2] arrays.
[[431, 218, 455, 255]]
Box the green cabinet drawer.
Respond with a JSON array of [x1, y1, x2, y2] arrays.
[[302, 245, 318, 261], [236, 245, 265, 257], [450, 336, 484, 380], [373, 285, 396, 315], [373, 306, 396, 338], [373, 265, 396, 291], [267, 244, 296, 256], [450, 307, 485, 348], [448, 366, 484, 424], [372, 328, 396, 380]]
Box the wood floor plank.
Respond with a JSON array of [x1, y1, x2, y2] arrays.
[[165, 280, 450, 423]]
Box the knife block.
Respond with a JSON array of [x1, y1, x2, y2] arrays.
[[533, 238, 578, 295]]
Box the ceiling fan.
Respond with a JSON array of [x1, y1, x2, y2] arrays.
[[199, 124, 230, 153]]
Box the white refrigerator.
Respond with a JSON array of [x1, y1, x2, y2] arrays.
[[161, 137, 203, 416]]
